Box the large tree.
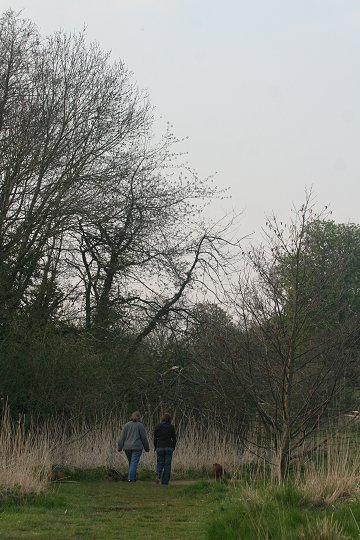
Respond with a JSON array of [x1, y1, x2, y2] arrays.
[[171, 198, 360, 481], [0, 10, 150, 329], [233, 199, 360, 480], [0, 11, 238, 414], [0, 10, 232, 341]]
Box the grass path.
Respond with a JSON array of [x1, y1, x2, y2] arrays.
[[1, 477, 360, 539], [0, 480, 215, 540]]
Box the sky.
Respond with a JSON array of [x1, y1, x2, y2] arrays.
[[2, 0, 360, 237]]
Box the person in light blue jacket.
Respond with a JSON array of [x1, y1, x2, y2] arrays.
[[118, 411, 150, 482]]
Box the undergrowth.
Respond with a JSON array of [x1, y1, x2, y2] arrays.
[[206, 481, 360, 540]]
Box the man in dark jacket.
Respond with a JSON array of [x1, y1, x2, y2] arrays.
[[153, 413, 177, 485]]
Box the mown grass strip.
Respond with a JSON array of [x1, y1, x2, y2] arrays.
[[0, 479, 216, 540], [1, 477, 360, 539]]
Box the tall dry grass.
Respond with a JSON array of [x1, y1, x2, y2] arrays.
[[0, 405, 50, 494], [1, 402, 360, 503], [0, 406, 245, 493], [48, 414, 244, 474], [300, 515, 352, 540], [298, 435, 360, 506]]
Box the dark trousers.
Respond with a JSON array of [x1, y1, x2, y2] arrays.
[[156, 447, 173, 485]]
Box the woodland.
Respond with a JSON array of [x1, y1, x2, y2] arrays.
[[1, 10, 360, 483]]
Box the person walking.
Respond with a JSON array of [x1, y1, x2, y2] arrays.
[[153, 413, 177, 486], [118, 411, 150, 482]]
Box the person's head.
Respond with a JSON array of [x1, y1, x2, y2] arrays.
[[130, 411, 141, 422], [160, 413, 171, 423]]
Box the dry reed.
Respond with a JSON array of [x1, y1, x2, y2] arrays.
[[0, 405, 49, 494], [300, 515, 352, 540], [49, 414, 244, 474], [1, 402, 360, 504], [299, 435, 360, 506]]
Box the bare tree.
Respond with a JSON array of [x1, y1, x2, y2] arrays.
[[222, 196, 358, 480], [172, 196, 358, 481], [0, 10, 154, 329], [0, 10, 237, 354]]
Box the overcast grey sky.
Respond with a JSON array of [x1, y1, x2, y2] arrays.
[[3, 0, 360, 235]]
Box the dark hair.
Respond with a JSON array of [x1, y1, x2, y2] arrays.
[[161, 413, 171, 422]]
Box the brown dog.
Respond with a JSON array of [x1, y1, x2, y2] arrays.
[[212, 463, 225, 480]]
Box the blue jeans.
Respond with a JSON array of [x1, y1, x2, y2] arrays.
[[125, 449, 142, 481], [156, 447, 173, 485]]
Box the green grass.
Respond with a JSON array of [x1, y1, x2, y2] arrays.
[[1, 474, 360, 539], [206, 482, 360, 539], [0, 475, 218, 540]]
